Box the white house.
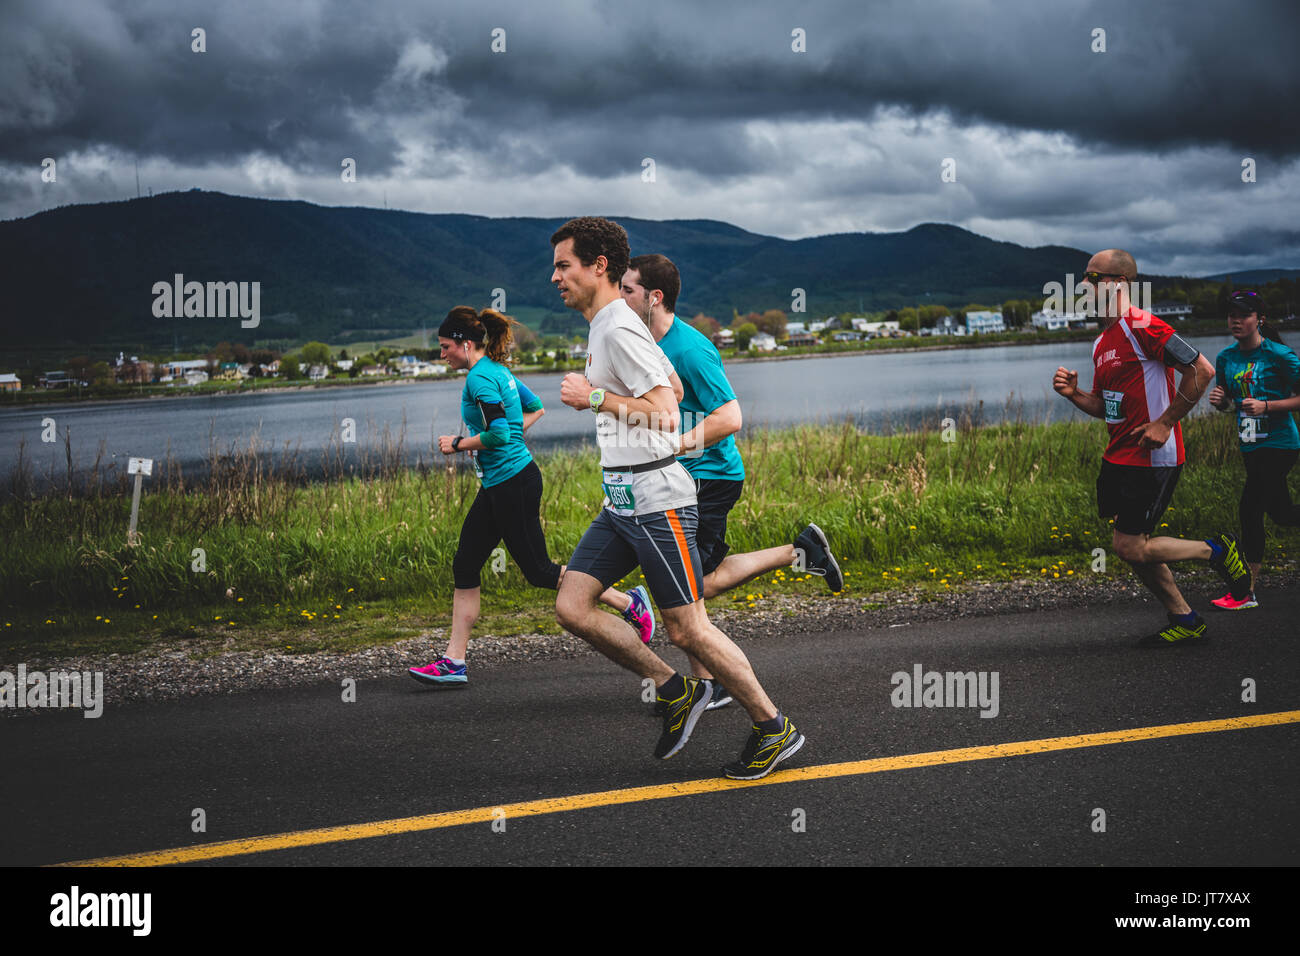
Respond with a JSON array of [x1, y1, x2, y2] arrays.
[[750, 333, 778, 352], [1031, 310, 1071, 331], [860, 320, 901, 337], [0, 373, 21, 391], [785, 321, 807, 335], [1151, 301, 1194, 322], [965, 310, 1005, 334], [308, 365, 329, 381]]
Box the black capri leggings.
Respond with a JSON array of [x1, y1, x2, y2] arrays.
[[452, 460, 563, 590], [1240, 448, 1300, 564]]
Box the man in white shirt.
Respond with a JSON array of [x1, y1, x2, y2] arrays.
[[551, 216, 804, 780]]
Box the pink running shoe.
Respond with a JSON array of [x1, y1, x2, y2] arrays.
[[1211, 592, 1258, 611], [622, 585, 656, 644], [408, 657, 467, 684]]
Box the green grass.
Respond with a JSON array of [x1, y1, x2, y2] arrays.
[[2, 413, 1296, 659]]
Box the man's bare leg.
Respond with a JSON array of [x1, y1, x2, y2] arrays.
[[1125, 560, 1191, 616], [660, 600, 777, 722], [701, 545, 794, 599], [556, 570, 673, 683], [678, 545, 795, 680], [1113, 531, 1207, 616]]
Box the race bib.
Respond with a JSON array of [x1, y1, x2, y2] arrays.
[[602, 470, 636, 516], [1102, 389, 1124, 424]]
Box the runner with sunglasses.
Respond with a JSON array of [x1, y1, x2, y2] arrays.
[[407, 306, 656, 685], [1052, 249, 1252, 645], [1206, 290, 1300, 609]]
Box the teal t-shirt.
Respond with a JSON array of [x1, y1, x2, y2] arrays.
[[1215, 338, 1300, 451], [657, 316, 745, 480], [460, 359, 541, 486]]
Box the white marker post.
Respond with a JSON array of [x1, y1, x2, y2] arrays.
[[126, 457, 153, 546]]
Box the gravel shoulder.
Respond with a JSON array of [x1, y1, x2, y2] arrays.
[[7, 566, 1290, 712]]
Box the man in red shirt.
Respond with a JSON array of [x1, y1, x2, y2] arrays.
[[1053, 248, 1251, 645]]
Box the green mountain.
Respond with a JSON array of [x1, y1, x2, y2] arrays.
[[1, 189, 1100, 357]]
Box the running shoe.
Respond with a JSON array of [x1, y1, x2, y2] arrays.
[[1137, 617, 1208, 647], [653, 677, 713, 759], [622, 585, 656, 644], [723, 717, 806, 780], [706, 682, 733, 711], [795, 523, 843, 593], [652, 679, 730, 715], [1211, 591, 1258, 611], [408, 657, 467, 684], [1207, 532, 1251, 600]]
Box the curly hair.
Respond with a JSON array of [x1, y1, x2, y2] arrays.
[[550, 217, 630, 285]]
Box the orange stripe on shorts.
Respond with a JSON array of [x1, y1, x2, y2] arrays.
[[665, 509, 700, 602]]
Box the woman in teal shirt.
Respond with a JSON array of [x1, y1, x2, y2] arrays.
[[1207, 291, 1300, 609], [408, 307, 655, 684]]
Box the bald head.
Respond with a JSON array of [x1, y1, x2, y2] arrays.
[[1088, 248, 1138, 280]]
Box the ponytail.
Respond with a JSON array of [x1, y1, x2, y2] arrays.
[[478, 309, 519, 364], [1260, 316, 1286, 345]]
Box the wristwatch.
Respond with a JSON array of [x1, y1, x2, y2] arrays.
[[588, 388, 606, 413], [451, 436, 463, 451]]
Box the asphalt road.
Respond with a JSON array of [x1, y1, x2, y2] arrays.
[[4, 587, 1298, 867]]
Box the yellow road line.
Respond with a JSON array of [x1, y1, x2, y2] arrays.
[[58, 710, 1300, 867]]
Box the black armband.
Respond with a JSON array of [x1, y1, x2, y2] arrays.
[[478, 401, 506, 424], [1163, 334, 1199, 367]]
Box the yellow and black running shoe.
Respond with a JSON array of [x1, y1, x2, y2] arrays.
[[654, 677, 713, 759], [723, 717, 806, 780], [1138, 617, 1208, 647], [1208, 532, 1252, 601]]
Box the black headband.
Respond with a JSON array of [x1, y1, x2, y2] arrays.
[[438, 312, 485, 344]]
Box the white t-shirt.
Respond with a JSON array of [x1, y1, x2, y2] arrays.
[[585, 298, 696, 516]]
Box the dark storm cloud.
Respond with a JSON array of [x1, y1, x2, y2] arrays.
[[0, 0, 1295, 274], [2, 0, 1296, 178]]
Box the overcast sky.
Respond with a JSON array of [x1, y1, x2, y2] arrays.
[[2, 0, 1297, 276]]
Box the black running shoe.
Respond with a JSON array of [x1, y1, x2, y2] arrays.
[[723, 717, 806, 780], [654, 677, 712, 759], [1137, 616, 1208, 647], [1208, 533, 1251, 601], [706, 683, 733, 711], [795, 522, 843, 593]]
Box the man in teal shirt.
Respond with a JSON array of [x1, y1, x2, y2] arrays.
[[621, 254, 842, 710]]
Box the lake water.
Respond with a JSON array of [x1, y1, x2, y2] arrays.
[[0, 335, 1236, 488]]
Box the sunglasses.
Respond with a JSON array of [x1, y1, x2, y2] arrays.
[[1082, 271, 1130, 283]]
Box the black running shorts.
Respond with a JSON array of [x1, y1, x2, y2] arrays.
[[693, 478, 744, 576], [1096, 460, 1182, 537]]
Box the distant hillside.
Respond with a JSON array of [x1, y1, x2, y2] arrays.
[[0, 190, 1101, 357], [1200, 268, 1300, 284]]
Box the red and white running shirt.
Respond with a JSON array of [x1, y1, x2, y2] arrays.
[[1090, 307, 1185, 467]]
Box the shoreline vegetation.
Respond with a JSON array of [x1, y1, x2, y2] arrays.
[[3, 414, 1295, 662], [0, 323, 1212, 407]]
